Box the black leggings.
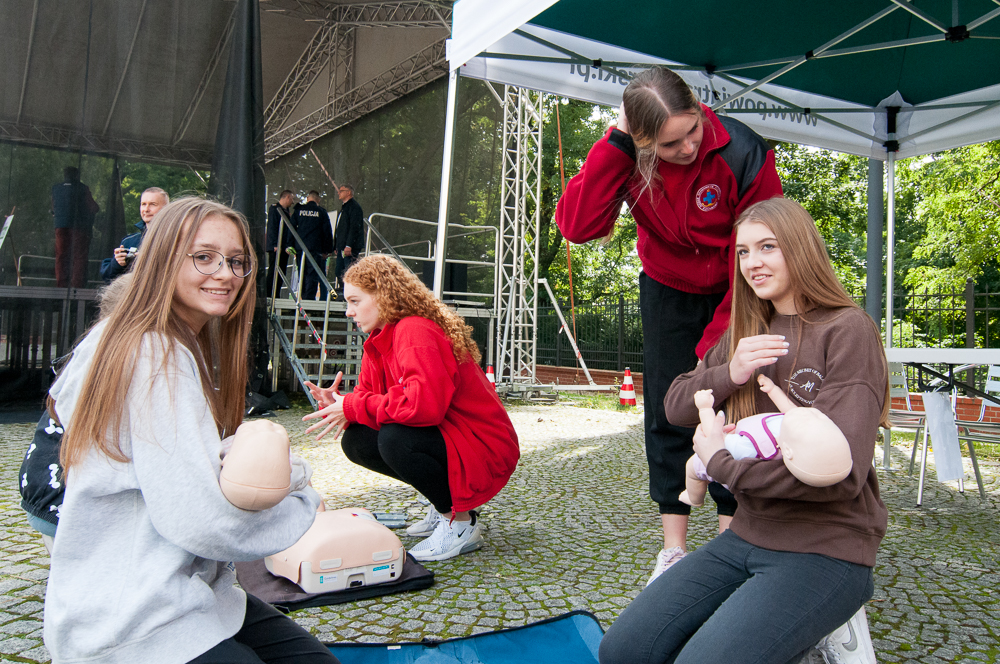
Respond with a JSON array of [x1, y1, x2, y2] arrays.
[[640, 273, 737, 517], [187, 593, 338, 663], [340, 423, 453, 514]]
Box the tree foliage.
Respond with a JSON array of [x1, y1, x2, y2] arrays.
[[901, 142, 1000, 292], [539, 99, 642, 303]]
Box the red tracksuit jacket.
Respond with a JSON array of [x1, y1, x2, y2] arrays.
[[556, 105, 783, 358], [342, 316, 520, 512]]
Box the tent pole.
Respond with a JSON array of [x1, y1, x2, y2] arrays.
[[884, 151, 896, 348], [433, 68, 460, 299], [866, 158, 884, 328]]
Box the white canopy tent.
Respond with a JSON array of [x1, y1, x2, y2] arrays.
[[434, 0, 1000, 370]]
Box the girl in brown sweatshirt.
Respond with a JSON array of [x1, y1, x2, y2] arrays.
[[600, 198, 889, 664]]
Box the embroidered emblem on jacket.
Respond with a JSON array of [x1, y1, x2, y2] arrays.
[[696, 184, 722, 211]]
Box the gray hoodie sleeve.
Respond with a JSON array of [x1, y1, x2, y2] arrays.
[[128, 337, 319, 562]]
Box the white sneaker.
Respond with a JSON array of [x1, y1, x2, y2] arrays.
[[406, 504, 441, 537], [796, 648, 828, 664], [814, 606, 877, 664], [646, 546, 686, 587], [409, 512, 484, 562]]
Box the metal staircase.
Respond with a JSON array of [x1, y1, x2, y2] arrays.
[[266, 215, 363, 405]]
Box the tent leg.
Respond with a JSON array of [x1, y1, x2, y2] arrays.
[[866, 158, 883, 328], [884, 152, 896, 347], [433, 68, 460, 299]]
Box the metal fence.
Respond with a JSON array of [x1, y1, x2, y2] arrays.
[[537, 295, 644, 372], [536, 278, 1000, 383]]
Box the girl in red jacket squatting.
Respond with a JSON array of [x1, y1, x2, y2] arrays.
[[303, 255, 520, 562], [555, 66, 783, 585]]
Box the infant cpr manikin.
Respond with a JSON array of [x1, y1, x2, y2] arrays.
[[265, 507, 406, 593]]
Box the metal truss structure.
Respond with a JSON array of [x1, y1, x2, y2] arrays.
[[494, 86, 542, 387], [0, 120, 213, 168], [265, 37, 446, 160], [262, 1, 451, 27], [263, 1, 450, 160]]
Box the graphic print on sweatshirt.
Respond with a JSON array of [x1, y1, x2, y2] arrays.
[[786, 367, 824, 405]]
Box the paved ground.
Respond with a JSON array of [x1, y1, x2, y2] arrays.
[[0, 402, 998, 663]]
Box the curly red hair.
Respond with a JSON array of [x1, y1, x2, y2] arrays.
[[344, 255, 482, 364]]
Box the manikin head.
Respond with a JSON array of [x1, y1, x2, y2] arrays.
[[777, 408, 852, 486]]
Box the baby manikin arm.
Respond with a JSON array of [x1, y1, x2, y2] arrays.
[[758, 374, 797, 413], [681, 390, 721, 507]]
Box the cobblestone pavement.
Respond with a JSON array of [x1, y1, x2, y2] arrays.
[[0, 404, 998, 663]]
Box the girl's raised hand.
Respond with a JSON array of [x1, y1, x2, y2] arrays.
[[615, 103, 630, 134], [303, 372, 343, 409], [302, 395, 347, 441], [729, 334, 789, 385]]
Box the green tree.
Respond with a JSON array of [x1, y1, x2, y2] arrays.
[[774, 143, 871, 294], [901, 142, 1000, 292], [539, 98, 636, 302]]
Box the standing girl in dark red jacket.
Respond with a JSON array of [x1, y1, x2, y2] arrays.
[[303, 255, 520, 562], [555, 66, 783, 585]]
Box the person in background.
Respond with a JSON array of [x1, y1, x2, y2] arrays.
[[291, 190, 333, 300], [51, 166, 100, 288], [265, 189, 296, 293], [555, 66, 783, 584], [334, 184, 364, 291], [302, 255, 520, 562], [100, 187, 170, 282]]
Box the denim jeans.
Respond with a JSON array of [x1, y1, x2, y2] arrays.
[[599, 529, 874, 664]]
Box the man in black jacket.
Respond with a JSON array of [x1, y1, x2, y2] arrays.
[[100, 187, 169, 283], [265, 190, 296, 293], [334, 184, 364, 290], [292, 190, 333, 300]]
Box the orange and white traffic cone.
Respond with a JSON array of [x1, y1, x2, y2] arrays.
[[485, 365, 496, 389], [619, 367, 637, 406]]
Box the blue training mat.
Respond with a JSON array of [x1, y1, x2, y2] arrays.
[[325, 610, 603, 664]]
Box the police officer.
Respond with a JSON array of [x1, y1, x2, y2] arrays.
[[291, 190, 333, 300], [265, 190, 296, 293]]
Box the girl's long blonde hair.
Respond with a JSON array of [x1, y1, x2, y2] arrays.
[[60, 197, 256, 469], [725, 198, 891, 427], [344, 255, 481, 364]]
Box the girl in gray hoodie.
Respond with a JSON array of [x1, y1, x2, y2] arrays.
[[43, 197, 339, 664]]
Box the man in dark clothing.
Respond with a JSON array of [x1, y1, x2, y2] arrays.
[[334, 184, 364, 289], [99, 187, 169, 283], [265, 190, 296, 294], [51, 166, 100, 288], [292, 190, 333, 300]]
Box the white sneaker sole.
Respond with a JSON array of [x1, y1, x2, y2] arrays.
[[410, 530, 484, 562], [406, 523, 437, 537]]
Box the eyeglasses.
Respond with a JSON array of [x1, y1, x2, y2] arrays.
[[186, 250, 253, 278]]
